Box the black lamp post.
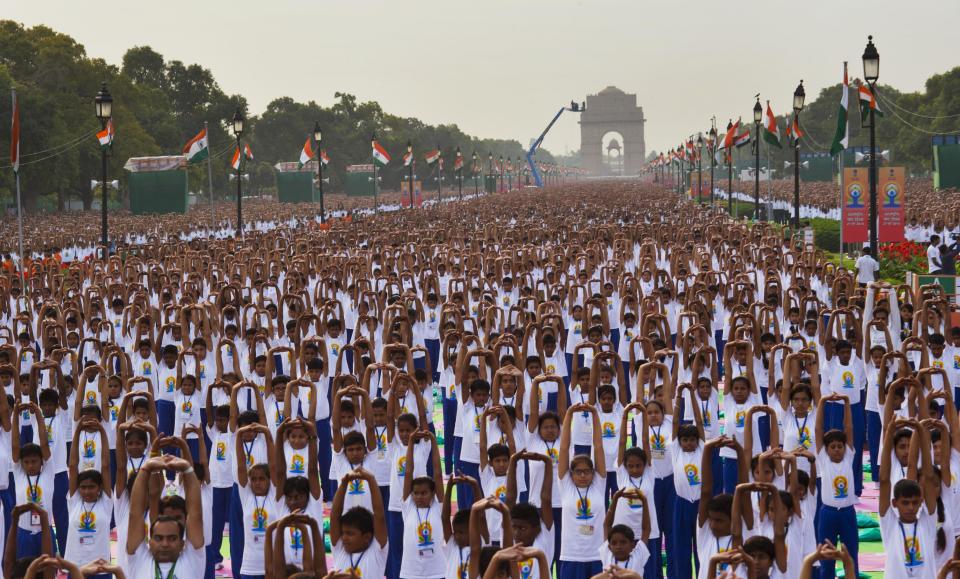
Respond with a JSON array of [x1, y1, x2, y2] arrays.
[[792, 80, 806, 229], [436, 145, 443, 203], [472, 151, 479, 196], [456, 147, 463, 201], [753, 98, 763, 220], [498, 155, 504, 192], [314, 121, 324, 223], [863, 35, 880, 252], [709, 124, 717, 206], [232, 108, 244, 236], [676, 147, 682, 194], [487, 153, 493, 194], [696, 133, 704, 204], [726, 119, 734, 215], [94, 83, 112, 258], [407, 141, 414, 208]]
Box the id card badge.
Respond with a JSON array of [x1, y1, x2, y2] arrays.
[[578, 524, 594, 536], [79, 535, 95, 546], [253, 532, 265, 545], [30, 513, 41, 527], [419, 548, 434, 558], [377, 449, 386, 460]]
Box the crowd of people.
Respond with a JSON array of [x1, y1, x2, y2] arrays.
[[0, 180, 957, 579]]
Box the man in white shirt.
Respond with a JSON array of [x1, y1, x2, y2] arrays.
[[126, 456, 205, 579], [854, 247, 879, 287], [927, 236, 943, 273]]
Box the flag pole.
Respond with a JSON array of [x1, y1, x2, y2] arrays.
[[373, 148, 379, 215], [205, 121, 214, 231], [11, 89, 24, 288], [838, 151, 844, 266]]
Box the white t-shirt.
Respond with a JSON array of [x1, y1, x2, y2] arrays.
[[238, 483, 278, 575], [599, 539, 650, 573], [444, 542, 471, 579], [697, 523, 733, 579], [64, 492, 113, 565], [42, 412, 69, 473], [855, 255, 879, 284], [927, 244, 942, 272], [816, 447, 858, 509], [14, 463, 54, 532], [399, 495, 446, 578], [525, 435, 561, 508], [614, 466, 659, 539], [720, 393, 762, 459], [128, 541, 205, 579], [173, 391, 201, 439], [332, 537, 388, 579], [458, 401, 486, 464], [880, 506, 939, 579], [206, 426, 234, 488], [558, 472, 605, 562], [275, 497, 325, 571], [387, 438, 430, 512], [283, 441, 311, 480], [331, 453, 374, 513], [668, 439, 704, 501]]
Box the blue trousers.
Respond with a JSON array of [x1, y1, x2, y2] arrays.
[[0, 473, 14, 546], [425, 339, 440, 382], [622, 361, 633, 402], [645, 537, 663, 579], [316, 417, 334, 499], [653, 476, 676, 579], [551, 509, 562, 569], [205, 486, 232, 579], [715, 330, 726, 377], [604, 470, 618, 509], [558, 560, 602, 578], [386, 509, 404, 579], [721, 456, 739, 494], [823, 399, 865, 495], [456, 460, 481, 508], [229, 484, 244, 579], [53, 470, 68, 555], [609, 328, 620, 353], [866, 409, 882, 483], [817, 505, 859, 579], [15, 527, 42, 559], [671, 496, 700, 579], [157, 399, 175, 437], [442, 397, 458, 475]]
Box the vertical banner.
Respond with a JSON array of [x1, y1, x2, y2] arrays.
[[401, 180, 423, 208], [842, 167, 869, 243], [879, 166, 905, 242]]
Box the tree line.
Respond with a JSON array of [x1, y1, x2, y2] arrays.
[[0, 21, 551, 211]]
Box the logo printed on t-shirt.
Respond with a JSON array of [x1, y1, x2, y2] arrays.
[[417, 520, 434, 546], [601, 422, 616, 438], [575, 496, 592, 519], [833, 475, 849, 498], [78, 510, 96, 532], [684, 464, 701, 486]]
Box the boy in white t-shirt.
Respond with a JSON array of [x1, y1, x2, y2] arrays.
[[815, 393, 859, 579], [330, 468, 388, 578], [879, 416, 940, 579]]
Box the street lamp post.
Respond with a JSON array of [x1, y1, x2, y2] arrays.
[[696, 133, 704, 204], [456, 147, 463, 201], [94, 83, 113, 258], [863, 35, 880, 252], [472, 152, 479, 196], [709, 124, 717, 205], [753, 98, 763, 220], [437, 145, 443, 203], [407, 141, 414, 209], [726, 120, 733, 215], [314, 121, 324, 223], [487, 153, 493, 194], [232, 108, 245, 236], [792, 81, 806, 229], [498, 155, 504, 192]]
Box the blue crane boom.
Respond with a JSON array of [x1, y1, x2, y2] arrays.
[[526, 101, 584, 188]]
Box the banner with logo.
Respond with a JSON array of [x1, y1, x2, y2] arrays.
[[402, 180, 423, 208], [842, 167, 868, 243], [878, 166, 905, 242]]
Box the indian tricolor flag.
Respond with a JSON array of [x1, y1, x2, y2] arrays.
[[372, 140, 391, 166], [231, 144, 253, 171], [830, 62, 849, 156], [183, 128, 209, 163], [454, 154, 463, 171], [858, 83, 883, 121], [319, 149, 329, 166], [734, 130, 751, 148], [97, 119, 114, 150], [424, 149, 440, 165], [763, 102, 781, 148], [402, 151, 413, 167], [298, 137, 315, 168]]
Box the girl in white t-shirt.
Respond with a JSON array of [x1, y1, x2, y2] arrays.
[[234, 423, 278, 578], [65, 417, 113, 573], [557, 402, 605, 578], [399, 429, 445, 579]]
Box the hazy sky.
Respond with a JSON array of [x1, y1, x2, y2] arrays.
[[9, 0, 960, 158]]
